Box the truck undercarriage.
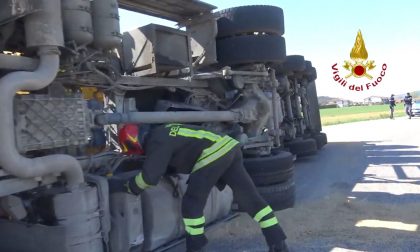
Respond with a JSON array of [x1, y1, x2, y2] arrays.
[[0, 0, 326, 251]]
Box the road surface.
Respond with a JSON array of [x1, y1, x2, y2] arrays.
[[207, 117, 420, 252]]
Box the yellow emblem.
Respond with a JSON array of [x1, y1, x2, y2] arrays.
[[343, 30, 375, 79]]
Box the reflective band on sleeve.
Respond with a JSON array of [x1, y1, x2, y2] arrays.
[[192, 138, 239, 173], [183, 216, 205, 226], [135, 173, 150, 190], [185, 226, 205, 235], [177, 128, 221, 142], [254, 206, 273, 222], [259, 216, 279, 229]]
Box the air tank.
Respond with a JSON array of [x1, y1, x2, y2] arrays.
[[92, 0, 121, 50], [24, 0, 64, 47], [62, 0, 94, 45]]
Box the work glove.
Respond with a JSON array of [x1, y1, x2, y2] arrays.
[[127, 175, 144, 196], [109, 176, 143, 195]]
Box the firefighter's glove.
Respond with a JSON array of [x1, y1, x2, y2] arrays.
[[127, 176, 144, 196], [109, 177, 142, 195]]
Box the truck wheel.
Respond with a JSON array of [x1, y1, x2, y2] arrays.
[[312, 132, 327, 149], [217, 5, 284, 38], [257, 178, 295, 211], [306, 79, 322, 132], [216, 34, 286, 66], [305, 67, 318, 82], [281, 55, 306, 73], [302, 61, 317, 80], [244, 151, 294, 186], [233, 178, 295, 212], [304, 60, 312, 70], [285, 138, 317, 157]]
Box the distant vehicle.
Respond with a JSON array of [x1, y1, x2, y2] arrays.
[[411, 101, 420, 116]]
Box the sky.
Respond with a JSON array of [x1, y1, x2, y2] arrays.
[[119, 1, 420, 101]]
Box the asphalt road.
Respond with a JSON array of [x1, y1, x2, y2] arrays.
[[206, 117, 420, 252]]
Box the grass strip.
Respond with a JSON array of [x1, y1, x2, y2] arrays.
[[321, 104, 406, 126]]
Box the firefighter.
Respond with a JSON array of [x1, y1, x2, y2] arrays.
[[117, 123, 289, 252], [389, 94, 396, 119], [404, 92, 413, 119]]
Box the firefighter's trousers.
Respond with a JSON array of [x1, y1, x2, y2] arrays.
[[182, 146, 287, 251]]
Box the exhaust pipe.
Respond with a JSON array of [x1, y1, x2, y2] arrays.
[[95, 111, 241, 125], [0, 0, 84, 188], [0, 46, 84, 187]]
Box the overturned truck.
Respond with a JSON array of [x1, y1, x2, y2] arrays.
[[0, 0, 326, 251]]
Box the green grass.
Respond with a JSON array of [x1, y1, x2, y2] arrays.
[[321, 104, 406, 126]]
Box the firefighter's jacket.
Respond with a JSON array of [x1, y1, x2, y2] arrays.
[[134, 124, 239, 190]]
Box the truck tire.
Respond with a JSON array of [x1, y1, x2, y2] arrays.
[[217, 5, 284, 38], [312, 132, 327, 149], [304, 60, 312, 70], [281, 55, 306, 73], [257, 178, 295, 211], [285, 138, 317, 157], [306, 79, 322, 132], [233, 178, 295, 212], [306, 66, 317, 82], [244, 151, 294, 186], [302, 61, 316, 80], [216, 35, 286, 66]]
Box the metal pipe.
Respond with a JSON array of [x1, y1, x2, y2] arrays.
[[0, 0, 84, 187], [300, 80, 311, 130], [192, 72, 224, 80], [95, 111, 241, 125], [278, 75, 294, 120], [293, 79, 305, 135], [192, 69, 269, 80], [223, 68, 269, 77], [0, 47, 84, 187], [0, 54, 39, 71], [270, 70, 281, 147], [293, 79, 303, 119]]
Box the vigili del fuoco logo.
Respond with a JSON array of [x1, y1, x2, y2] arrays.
[[331, 30, 387, 92]]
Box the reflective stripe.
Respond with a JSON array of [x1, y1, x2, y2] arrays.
[[127, 134, 138, 143], [165, 123, 182, 128], [254, 206, 273, 222], [259, 217, 279, 229], [185, 226, 204, 235], [192, 138, 238, 172], [177, 128, 221, 142], [183, 216, 205, 226], [121, 143, 128, 153], [197, 136, 232, 162], [164, 126, 238, 172], [135, 173, 150, 190]]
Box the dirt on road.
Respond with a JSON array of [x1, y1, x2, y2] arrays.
[[207, 117, 420, 252]]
